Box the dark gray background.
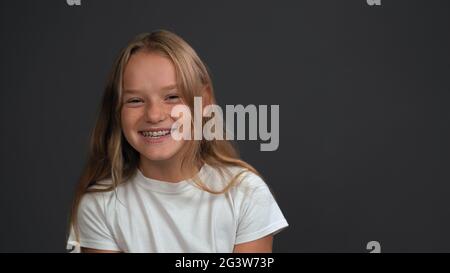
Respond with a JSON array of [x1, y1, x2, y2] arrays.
[[1, 0, 449, 252]]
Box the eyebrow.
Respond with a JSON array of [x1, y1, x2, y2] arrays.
[[123, 84, 178, 94]]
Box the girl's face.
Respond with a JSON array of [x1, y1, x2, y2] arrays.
[[121, 51, 185, 163]]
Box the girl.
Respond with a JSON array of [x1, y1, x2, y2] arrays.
[[67, 30, 288, 253]]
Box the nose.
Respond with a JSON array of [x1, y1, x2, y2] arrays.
[[145, 101, 166, 124]]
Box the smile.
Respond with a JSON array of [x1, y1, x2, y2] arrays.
[[139, 129, 171, 138]]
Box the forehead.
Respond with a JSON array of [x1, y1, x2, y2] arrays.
[[123, 51, 177, 89]]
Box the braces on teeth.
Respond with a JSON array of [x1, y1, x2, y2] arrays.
[[141, 130, 171, 138]]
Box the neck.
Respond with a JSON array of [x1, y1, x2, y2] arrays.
[[138, 155, 200, 183]]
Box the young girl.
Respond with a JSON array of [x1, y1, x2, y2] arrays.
[[67, 30, 288, 253]]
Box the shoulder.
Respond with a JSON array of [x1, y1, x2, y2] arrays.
[[78, 189, 108, 217], [232, 168, 267, 195], [203, 164, 269, 195], [79, 177, 128, 214]]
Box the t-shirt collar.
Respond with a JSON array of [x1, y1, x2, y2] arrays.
[[134, 164, 208, 194]]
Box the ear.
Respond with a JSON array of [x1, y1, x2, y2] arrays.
[[202, 85, 213, 107]]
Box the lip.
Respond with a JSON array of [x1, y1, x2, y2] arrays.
[[138, 127, 173, 133], [139, 131, 172, 144]]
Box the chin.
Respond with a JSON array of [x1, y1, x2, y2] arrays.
[[139, 145, 182, 162], [141, 151, 174, 161], [127, 133, 185, 162]]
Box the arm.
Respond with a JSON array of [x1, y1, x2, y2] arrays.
[[233, 235, 273, 253], [74, 193, 122, 253], [81, 247, 121, 253]]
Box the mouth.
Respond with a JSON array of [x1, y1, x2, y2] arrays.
[[138, 126, 178, 139]]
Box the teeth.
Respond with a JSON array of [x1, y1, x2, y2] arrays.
[[140, 130, 170, 138]]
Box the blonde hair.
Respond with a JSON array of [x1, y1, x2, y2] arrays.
[[69, 29, 261, 240]]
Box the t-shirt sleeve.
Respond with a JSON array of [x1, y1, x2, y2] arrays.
[[234, 173, 289, 245], [67, 192, 121, 252]]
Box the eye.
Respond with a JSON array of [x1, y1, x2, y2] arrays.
[[126, 98, 143, 104], [166, 94, 181, 102]]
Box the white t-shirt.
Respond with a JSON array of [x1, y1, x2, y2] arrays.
[[67, 163, 288, 253]]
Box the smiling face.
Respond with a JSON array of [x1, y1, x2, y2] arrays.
[[121, 51, 186, 164]]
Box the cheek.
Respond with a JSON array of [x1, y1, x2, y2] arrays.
[[167, 103, 186, 121], [166, 105, 175, 118], [121, 109, 141, 131]]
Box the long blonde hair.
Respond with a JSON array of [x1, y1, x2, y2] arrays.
[[69, 29, 261, 238]]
